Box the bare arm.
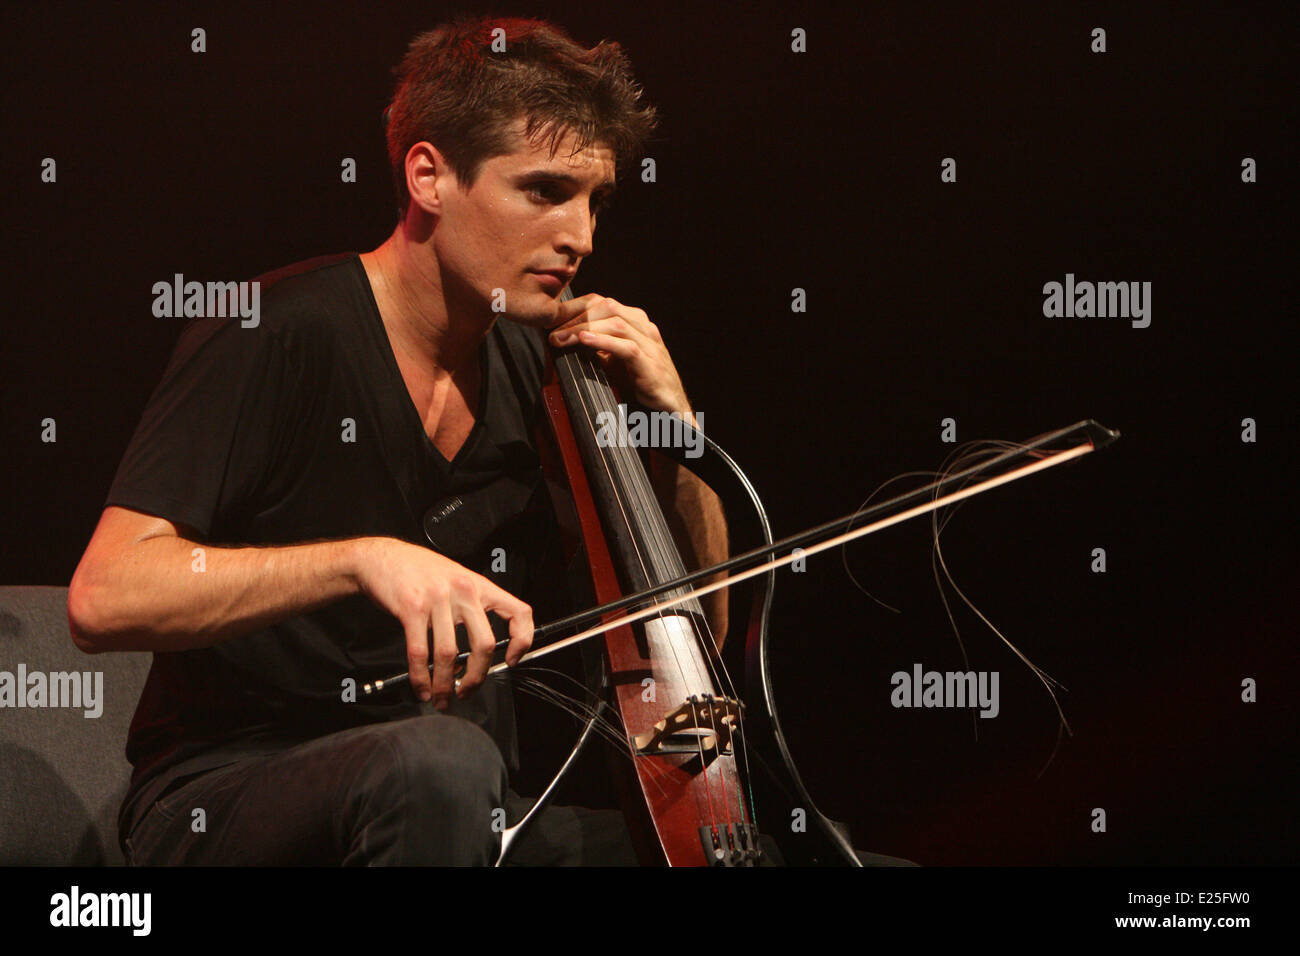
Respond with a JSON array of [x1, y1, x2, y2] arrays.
[[649, 451, 730, 647], [67, 506, 367, 654], [67, 505, 532, 709]]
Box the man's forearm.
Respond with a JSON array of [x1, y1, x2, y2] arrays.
[[69, 536, 371, 654], [649, 453, 729, 646]]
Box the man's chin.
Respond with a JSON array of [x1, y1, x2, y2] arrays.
[[498, 294, 560, 329]]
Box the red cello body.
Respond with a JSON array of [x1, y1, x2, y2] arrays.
[[531, 302, 860, 866]]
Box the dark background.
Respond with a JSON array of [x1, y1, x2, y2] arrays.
[[2, 1, 1294, 865]]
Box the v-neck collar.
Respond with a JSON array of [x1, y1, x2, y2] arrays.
[[354, 254, 494, 474]]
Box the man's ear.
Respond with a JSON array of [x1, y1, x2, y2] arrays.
[[405, 141, 449, 216]]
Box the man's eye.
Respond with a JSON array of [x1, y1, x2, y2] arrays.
[[526, 183, 559, 202]]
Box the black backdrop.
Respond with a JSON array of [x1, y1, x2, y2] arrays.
[[2, 1, 1294, 865]]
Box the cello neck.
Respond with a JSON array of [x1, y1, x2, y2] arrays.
[[551, 347, 707, 623]]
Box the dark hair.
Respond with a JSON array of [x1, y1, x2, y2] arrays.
[[384, 14, 658, 217]]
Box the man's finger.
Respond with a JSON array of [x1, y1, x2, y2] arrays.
[[481, 586, 534, 667], [429, 599, 457, 711], [403, 617, 433, 702], [568, 329, 637, 360], [502, 605, 535, 668], [457, 601, 496, 697], [551, 292, 604, 326]]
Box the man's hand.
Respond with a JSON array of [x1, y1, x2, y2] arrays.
[[354, 538, 534, 710], [548, 294, 695, 419], [546, 293, 729, 643]]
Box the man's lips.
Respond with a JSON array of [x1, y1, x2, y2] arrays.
[[529, 269, 574, 293]]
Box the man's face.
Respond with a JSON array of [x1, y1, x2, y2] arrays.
[[431, 118, 615, 328]]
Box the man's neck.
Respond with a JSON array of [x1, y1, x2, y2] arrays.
[[361, 225, 492, 377]]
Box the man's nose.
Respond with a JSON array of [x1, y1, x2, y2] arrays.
[[557, 207, 595, 258]]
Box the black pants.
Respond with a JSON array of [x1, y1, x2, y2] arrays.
[[123, 714, 638, 866], [123, 713, 916, 866]]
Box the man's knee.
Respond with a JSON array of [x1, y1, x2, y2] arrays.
[[378, 715, 507, 809], [345, 716, 507, 863]]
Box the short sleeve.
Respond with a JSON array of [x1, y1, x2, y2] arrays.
[[105, 316, 293, 539]]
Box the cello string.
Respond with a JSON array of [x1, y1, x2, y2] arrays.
[[559, 348, 724, 840], [505, 671, 675, 798], [566, 349, 727, 840], [572, 348, 754, 832], [621, 422, 757, 828], [576, 353, 747, 839], [572, 351, 731, 838], [589, 362, 742, 834], [573, 352, 733, 834], [607, 388, 756, 829], [583, 363, 755, 830]]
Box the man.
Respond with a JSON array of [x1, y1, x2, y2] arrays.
[[67, 15, 727, 866]]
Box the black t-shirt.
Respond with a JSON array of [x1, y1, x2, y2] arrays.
[[107, 253, 571, 838]]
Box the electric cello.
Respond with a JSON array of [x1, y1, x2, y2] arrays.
[[365, 286, 1118, 867], [518, 287, 857, 866]]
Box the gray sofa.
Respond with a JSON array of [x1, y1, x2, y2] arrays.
[[0, 586, 150, 865]]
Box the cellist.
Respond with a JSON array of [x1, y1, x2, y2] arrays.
[[68, 14, 726, 866]]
